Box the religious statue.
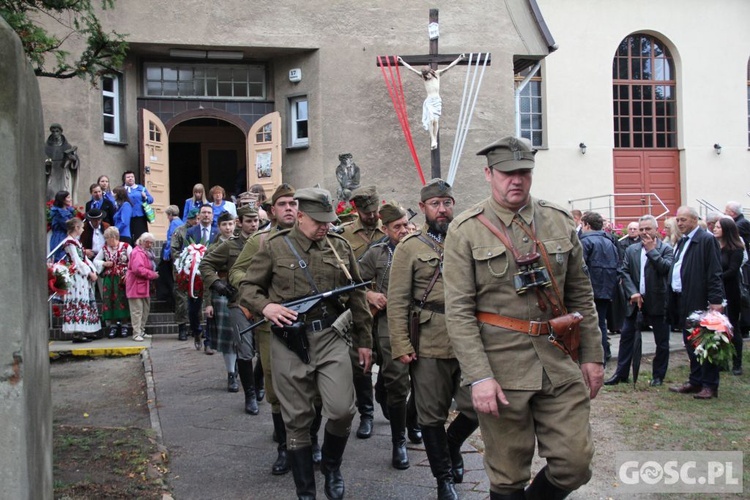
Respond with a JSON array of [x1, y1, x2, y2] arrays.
[[45, 123, 80, 202], [335, 153, 361, 202], [398, 54, 465, 150]]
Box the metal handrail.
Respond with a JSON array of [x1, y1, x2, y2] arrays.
[[568, 192, 670, 227]]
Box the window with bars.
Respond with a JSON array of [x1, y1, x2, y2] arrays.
[[144, 63, 266, 99], [102, 74, 122, 142], [514, 67, 543, 147], [289, 96, 309, 148], [612, 34, 676, 148]]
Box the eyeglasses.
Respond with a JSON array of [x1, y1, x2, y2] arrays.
[[424, 199, 454, 209]]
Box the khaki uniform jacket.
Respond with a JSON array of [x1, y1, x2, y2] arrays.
[[340, 217, 384, 259], [238, 227, 373, 350], [170, 223, 190, 261], [229, 227, 278, 288], [443, 197, 603, 390], [387, 225, 454, 360], [199, 232, 248, 305]]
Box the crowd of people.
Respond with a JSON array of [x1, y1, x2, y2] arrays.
[[47, 146, 749, 499]]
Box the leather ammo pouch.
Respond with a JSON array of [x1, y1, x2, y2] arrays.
[[548, 312, 583, 362], [271, 322, 311, 364]]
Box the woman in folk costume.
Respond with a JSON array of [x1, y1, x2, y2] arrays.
[[94, 226, 132, 338], [61, 217, 101, 342]]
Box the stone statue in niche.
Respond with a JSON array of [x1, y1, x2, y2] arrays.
[[335, 153, 361, 202], [45, 123, 80, 202]]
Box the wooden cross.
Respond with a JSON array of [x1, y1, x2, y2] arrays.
[[377, 8, 491, 179]]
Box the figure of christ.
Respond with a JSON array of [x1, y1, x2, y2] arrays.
[[398, 54, 464, 150]]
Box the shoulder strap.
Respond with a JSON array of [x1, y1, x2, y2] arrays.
[[418, 265, 442, 308], [415, 233, 443, 259], [283, 235, 320, 294], [325, 236, 354, 284]]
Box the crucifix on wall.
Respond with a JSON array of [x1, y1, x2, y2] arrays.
[[377, 8, 491, 179]]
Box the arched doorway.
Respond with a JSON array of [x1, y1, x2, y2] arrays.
[[612, 33, 680, 224]]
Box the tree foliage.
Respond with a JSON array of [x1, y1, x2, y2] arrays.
[[1, 0, 128, 84]]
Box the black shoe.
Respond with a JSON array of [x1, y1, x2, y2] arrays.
[[649, 378, 663, 387], [287, 446, 316, 500], [388, 404, 410, 470], [256, 387, 266, 402], [122, 325, 132, 337], [177, 324, 188, 341], [71, 335, 93, 343], [408, 425, 423, 444], [446, 412, 478, 484], [356, 417, 373, 439], [107, 323, 120, 339], [321, 431, 349, 500], [604, 374, 629, 386], [244, 390, 259, 415], [525, 466, 571, 500], [227, 372, 239, 393], [271, 412, 290, 475]]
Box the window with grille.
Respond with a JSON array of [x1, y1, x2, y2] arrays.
[[612, 34, 676, 148], [515, 66, 543, 147], [144, 63, 266, 99]]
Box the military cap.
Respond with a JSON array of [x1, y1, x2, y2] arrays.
[[295, 188, 337, 223], [271, 183, 296, 205], [187, 207, 199, 220], [351, 185, 380, 213], [476, 136, 536, 172], [379, 203, 407, 225], [420, 178, 454, 202], [237, 191, 257, 207], [86, 208, 104, 220], [237, 205, 258, 219]]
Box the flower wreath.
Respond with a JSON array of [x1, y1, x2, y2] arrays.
[[175, 243, 207, 298]]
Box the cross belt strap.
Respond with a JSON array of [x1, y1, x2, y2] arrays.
[[476, 311, 551, 336]]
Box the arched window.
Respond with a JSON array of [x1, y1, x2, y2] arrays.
[[612, 34, 676, 148]]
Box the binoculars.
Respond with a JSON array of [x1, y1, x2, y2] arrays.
[[512, 252, 552, 294]]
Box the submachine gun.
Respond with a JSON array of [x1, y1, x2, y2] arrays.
[[239, 281, 371, 363]]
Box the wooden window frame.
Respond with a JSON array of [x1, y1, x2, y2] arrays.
[[102, 73, 122, 143], [514, 68, 544, 147]]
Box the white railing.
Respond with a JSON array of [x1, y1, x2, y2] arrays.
[[568, 192, 670, 227]]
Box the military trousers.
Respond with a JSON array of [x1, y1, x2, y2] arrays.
[[410, 357, 474, 427], [228, 306, 256, 361], [272, 327, 355, 450], [255, 326, 280, 412], [376, 315, 410, 407], [480, 371, 594, 494]]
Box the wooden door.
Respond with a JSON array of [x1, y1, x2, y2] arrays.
[[613, 150, 680, 225], [141, 109, 169, 240], [247, 112, 282, 200]]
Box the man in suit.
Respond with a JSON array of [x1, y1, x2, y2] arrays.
[[605, 215, 673, 387], [85, 183, 115, 225], [668, 206, 725, 400], [187, 204, 220, 246]]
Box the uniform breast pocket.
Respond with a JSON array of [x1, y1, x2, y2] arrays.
[[472, 246, 509, 284], [321, 257, 344, 289], [542, 238, 574, 271], [416, 253, 441, 273], [276, 258, 301, 295]]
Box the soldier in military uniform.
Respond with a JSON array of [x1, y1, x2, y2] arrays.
[[443, 137, 604, 499], [239, 188, 372, 500], [230, 183, 304, 474], [199, 206, 260, 414], [339, 185, 384, 439], [171, 208, 198, 340], [387, 179, 479, 500], [357, 202, 415, 470]]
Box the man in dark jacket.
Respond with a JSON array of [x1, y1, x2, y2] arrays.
[[668, 206, 725, 400], [580, 212, 620, 364], [605, 215, 673, 386], [725, 201, 750, 254]]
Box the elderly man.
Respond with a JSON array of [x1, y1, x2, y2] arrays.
[[725, 201, 750, 254], [239, 188, 372, 500], [443, 136, 603, 499], [388, 179, 479, 500], [618, 221, 640, 251]]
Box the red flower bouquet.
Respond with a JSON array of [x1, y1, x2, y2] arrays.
[[685, 310, 735, 368]]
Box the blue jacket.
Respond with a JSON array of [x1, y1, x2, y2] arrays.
[[50, 206, 76, 261], [114, 201, 133, 240], [580, 230, 620, 300], [125, 184, 153, 217], [162, 217, 184, 261], [182, 198, 206, 221]]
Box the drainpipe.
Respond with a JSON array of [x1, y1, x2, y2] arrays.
[[515, 61, 542, 138]]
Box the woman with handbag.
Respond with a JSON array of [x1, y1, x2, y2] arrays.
[[60, 218, 101, 342], [713, 217, 745, 375]]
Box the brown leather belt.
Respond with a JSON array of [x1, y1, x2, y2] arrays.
[[476, 311, 550, 336]]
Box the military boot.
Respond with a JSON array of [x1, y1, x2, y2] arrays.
[[177, 323, 188, 341], [320, 431, 349, 500], [271, 412, 290, 475], [421, 424, 458, 500], [525, 466, 571, 500], [236, 359, 259, 415], [374, 370, 389, 421], [353, 375, 374, 439], [387, 404, 409, 470], [227, 372, 239, 393], [310, 404, 323, 464], [254, 355, 265, 401], [446, 412, 479, 483], [406, 394, 422, 444], [287, 446, 316, 500]]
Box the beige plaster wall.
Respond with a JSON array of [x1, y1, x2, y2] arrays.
[[536, 0, 750, 213]]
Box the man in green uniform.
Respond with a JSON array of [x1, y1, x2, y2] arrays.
[[171, 208, 198, 341], [200, 206, 260, 414], [239, 188, 372, 500], [339, 185, 384, 439], [357, 202, 414, 469], [387, 179, 479, 500], [230, 183, 302, 474], [443, 137, 604, 499]]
